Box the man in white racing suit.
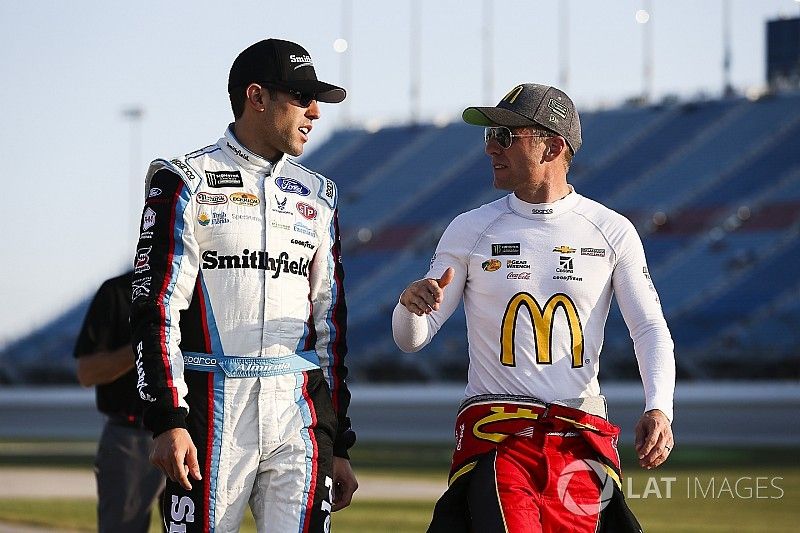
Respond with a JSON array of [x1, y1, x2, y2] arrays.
[[393, 84, 675, 532], [131, 39, 357, 533]]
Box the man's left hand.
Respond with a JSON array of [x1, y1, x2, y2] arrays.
[[332, 456, 358, 512], [634, 409, 673, 469]]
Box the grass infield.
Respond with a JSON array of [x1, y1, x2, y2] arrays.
[[0, 442, 797, 532]]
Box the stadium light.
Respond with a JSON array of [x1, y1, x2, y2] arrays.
[[333, 38, 348, 53]]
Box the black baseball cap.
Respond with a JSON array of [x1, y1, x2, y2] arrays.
[[228, 39, 346, 104], [463, 83, 581, 153]]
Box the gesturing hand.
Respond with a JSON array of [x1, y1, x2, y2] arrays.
[[399, 267, 455, 316]]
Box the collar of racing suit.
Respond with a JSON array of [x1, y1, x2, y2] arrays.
[[222, 124, 287, 176], [507, 184, 580, 220]]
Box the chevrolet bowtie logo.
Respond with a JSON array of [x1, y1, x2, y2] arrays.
[[553, 245, 576, 254]]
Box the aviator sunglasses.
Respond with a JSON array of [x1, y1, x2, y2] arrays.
[[484, 126, 553, 149]]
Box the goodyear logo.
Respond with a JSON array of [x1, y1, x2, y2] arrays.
[[482, 259, 501, 272], [553, 245, 576, 254], [230, 192, 259, 207]]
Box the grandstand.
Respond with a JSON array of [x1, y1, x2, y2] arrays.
[[2, 91, 799, 384]]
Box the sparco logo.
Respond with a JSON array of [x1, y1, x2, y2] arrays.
[[226, 141, 250, 161], [169, 495, 195, 532], [170, 158, 197, 180], [202, 249, 310, 279], [135, 342, 156, 402]]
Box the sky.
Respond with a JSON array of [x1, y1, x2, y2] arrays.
[[1, 0, 798, 346]]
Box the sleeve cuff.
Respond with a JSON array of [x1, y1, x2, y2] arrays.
[[145, 407, 188, 438]]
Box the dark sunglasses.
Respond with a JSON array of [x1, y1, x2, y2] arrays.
[[484, 126, 552, 149], [261, 83, 317, 108]]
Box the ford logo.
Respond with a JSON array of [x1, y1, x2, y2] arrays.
[[275, 177, 310, 196]]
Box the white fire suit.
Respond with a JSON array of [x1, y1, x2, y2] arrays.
[[131, 126, 353, 533]]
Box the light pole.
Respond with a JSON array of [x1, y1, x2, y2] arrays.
[[122, 106, 144, 254]]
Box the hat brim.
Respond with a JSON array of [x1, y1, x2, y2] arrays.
[[280, 80, 346, 104], [462, 107, 537, 127]]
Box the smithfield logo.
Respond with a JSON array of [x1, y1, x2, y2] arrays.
[[275, 177, 311, 196], [230, 192, 260, 207], [557, 459, 615, 516], [202, 249, 310, 279], [482, 259, 502, 272], [197, 192, 227, 205], [297, 202, 317, 220], [553, 245, 576, 254], [226, 141, 249, 161], [198, 213, 211, 226], [148, 187, 162, 198]]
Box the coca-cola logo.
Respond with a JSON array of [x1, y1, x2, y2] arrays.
[[296, 202, 317, 220]]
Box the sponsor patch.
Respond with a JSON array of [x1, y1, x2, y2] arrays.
[[206, 170, 243, 188], [581, 247, 606, 257], [430, 252, 437, 269], [197, 191, 228, 205], [293, 221, 316, 237], [296, 202, 317, 220], [272, 221, 292, 231], [198, 212, 229, 226], [132, 276, 151, 301], [230, 192, 259, 207], [142, 207, 156, 231], [531, 208, 554, 215], [226, 141, 250, 161], [507, 272, 531, 280], [232, 213, 260, 223], [275, 177, 311, 196], [643, 266, 651, 280], [134, 246, 152, 274], [506, 259, 530, 269], [273, 195, 290, 214], [170, 158, 197, 180], [139, 231, 153, 240], [135, 341, 156, 402], [553, 245, 576, 254], [148, 187, 162, 198], [492, 243, 521, 256], [291, 238, 316, 250], [202, 249, 310, 279], [482, 259, 502, 272]]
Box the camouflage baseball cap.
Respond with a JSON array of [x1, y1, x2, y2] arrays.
[[463, 83, 581, 153]]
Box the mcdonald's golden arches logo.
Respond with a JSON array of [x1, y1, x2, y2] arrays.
[[500, 292, 584, 368]]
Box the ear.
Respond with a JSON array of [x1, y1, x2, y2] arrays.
[[542, 136, 566, 163], [246, 83, 267, 112]]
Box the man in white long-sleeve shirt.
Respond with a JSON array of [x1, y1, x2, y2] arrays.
[[392, 83, 675, 533]]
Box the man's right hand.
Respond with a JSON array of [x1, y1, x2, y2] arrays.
[[399, 267, 454, 316], [151, 428, 202, 490]]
